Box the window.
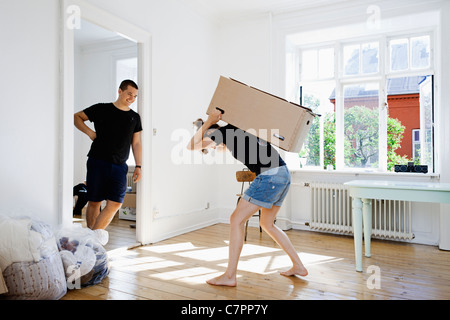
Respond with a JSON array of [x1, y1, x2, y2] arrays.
[[115, 57, 138, 166], [299, 82, 336, 168], [389, 36, 430, 72], [343, 42, 379, 76], [116, 57, 138, 111], [343, 82, 380, 169], [291, 33, 434, 173], [301, 47, 335, 81], [412, 129, 420, 160]]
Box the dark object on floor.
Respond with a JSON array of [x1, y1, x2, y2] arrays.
[[73, 183, 88, 216]]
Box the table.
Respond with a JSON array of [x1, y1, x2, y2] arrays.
[[344, 180, 450, 272]]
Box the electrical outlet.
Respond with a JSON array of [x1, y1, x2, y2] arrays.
[[205, 202, 210, 210], [153, 209, 159, 218]]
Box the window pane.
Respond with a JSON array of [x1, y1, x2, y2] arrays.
[[362, 42, 379, 74], [411, 36, 430, 69], [413, 143, 421, 160], [413, 130, 420, 142], [419, 76, 433, 167], [386, 76, 434, 170], [343, 83, 379, 169], [318, 48, 335, 78], [302, 50, 318, 80], [390, 38, 409, 71], [412, 130, 420, 160], [299, 82, 336, 168], [343, 44, 360, 75], [116, 57, 138, 111], [116, 57, 138, 167]]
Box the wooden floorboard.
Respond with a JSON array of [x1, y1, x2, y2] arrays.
[[61, 217, 450, 300]]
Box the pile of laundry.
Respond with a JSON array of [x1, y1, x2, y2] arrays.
[[0, 215, 110, 300]]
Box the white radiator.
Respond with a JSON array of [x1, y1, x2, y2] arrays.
[[126, 172, 137, 192], [308, 182, 414, 240]]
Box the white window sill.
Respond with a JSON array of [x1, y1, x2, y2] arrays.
[[288, 167, 440, 180]]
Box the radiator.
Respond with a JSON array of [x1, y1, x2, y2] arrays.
[[126, 172, 137, 192], [308, 182, 414, 240]]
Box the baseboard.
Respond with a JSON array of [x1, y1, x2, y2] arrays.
[[147, 208, 227, 244]]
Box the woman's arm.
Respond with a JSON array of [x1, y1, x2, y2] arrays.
[[187, 109, 222, 151]]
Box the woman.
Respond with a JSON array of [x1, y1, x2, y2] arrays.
[[187, 109, 308, 287]]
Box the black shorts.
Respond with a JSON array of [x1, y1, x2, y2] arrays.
[[86, 157, 128, 203]]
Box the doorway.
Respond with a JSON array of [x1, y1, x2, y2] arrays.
[[61, 0, 153, 245], [73, 18, 139, 233]]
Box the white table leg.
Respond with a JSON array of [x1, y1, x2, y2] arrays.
[[363, 198, 372, 258], [352, 197, 363, 272]]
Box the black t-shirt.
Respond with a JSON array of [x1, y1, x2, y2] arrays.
[[84, 103, 143, 165], [210, 124, 286, 176]]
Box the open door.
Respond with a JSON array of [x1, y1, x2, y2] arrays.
[[419, 75, 434, 172]]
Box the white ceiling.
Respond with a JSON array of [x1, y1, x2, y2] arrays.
[[74, 0, 354, 45], [74, 19, 123, 47], [178, 0, 352, 20]]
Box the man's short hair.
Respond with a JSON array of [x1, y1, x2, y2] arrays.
[[119, 79, 139, 91]]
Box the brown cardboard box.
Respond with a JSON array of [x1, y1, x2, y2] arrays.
[[119, 193, 137, 221], [122, 193, 136, 208], [207, 76, 318, 153]]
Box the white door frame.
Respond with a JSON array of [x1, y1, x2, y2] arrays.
[[60, 0, 153, 245]]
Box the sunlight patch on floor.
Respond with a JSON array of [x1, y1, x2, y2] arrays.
[[175, 246, 229, 261], [150, 267, 219, 281], [137, 242, 201, 254], [104, 241, 343, 284], [115, 259, 184, 272], [219, 252, 343, 275]]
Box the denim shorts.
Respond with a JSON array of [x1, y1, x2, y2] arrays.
[[242, 166, 291, 209], [86, 157, 128, 203]]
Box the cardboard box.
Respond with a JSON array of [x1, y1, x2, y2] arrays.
[[119, 207, 136, 221], [207, 76, 318, 153], [118, 193, 136, 221], [122, 192, 136, 208]]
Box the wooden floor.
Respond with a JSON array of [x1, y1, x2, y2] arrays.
[[61, 217, 450, 300]]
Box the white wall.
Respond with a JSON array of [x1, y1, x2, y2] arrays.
[[214, 16, 274, 219], [216, 16, 272, 91], [0, 0, 60, 225]]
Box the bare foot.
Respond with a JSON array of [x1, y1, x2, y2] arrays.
[[206, 274, 237, 287], [280, 265, 309, 277]]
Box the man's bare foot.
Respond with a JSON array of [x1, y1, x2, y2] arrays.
[[206, 274, 237, 287], [280, 265, 308, 277]]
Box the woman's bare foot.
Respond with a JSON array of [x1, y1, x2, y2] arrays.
[[206, 274, 237, 287], [280, 265, 309, 277]]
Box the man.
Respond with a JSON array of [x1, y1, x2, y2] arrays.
[[74, 80, 143, 232]]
